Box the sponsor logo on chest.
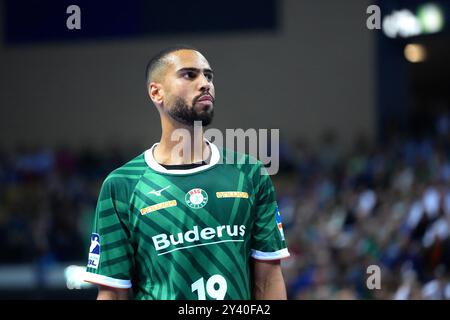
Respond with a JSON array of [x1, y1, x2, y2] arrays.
[[152, 225, 246, 255], [185, 188, 208, 209], [140, 200, 177, 215]]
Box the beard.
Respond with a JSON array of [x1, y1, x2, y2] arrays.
[[167, 95, 214, 127]]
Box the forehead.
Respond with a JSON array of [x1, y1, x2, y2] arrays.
[[164, 50, 211, 71]]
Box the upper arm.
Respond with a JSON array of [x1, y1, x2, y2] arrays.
[[252, 259, 287, 300], [252, 259, 283, 283], [97, 285, 131, 300]]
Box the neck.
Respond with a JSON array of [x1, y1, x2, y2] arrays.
[[155, 116, 210, 165]]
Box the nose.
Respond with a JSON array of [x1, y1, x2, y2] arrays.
[[198, 74, 212, 92]]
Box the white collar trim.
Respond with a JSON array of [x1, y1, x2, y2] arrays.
[[144, 140, 220, 175]]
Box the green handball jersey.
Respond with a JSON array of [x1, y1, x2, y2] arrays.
[[84, 141, 289, 300]]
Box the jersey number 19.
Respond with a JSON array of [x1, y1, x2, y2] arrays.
[[191, 274, 227, 300]]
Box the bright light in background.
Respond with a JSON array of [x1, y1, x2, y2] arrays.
[[417, 3, 444, 34], [64, 265, 94, 289], [404, 43, 427, 63], [397, 10, 422, 38], [383, 3, 445, 38], [383, 10, 421, 38]]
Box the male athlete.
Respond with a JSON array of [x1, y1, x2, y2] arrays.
[[84, 46, 290, 300]]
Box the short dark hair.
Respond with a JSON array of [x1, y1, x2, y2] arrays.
[[145, 45, 198, 85]]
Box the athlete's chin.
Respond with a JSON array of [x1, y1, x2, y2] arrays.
[[191, 107, 214, 126], [194, 101, 214, 112]]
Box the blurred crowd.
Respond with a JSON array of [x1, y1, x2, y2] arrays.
[[0, 123, 449, 299], [277, 126, 450, 300], [0, 146, 128, 266]]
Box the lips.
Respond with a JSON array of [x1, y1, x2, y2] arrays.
[[197, 95, 213, 103]]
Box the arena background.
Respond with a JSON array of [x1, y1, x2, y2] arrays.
[[0, 0, 449, 299]]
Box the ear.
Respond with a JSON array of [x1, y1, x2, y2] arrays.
[[148, 82, 164, 105]]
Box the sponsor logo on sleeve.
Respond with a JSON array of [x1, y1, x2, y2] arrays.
[[275, 207, 285, 241], [87, 233, 100, 269]]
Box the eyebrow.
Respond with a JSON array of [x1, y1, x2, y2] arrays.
[[176, 67, 214, 75]]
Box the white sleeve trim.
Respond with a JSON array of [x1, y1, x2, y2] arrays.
[[84, 272, 132, 289], [251, 248, 290, 260]]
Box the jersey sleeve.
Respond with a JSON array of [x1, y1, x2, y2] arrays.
[[84, 176, 134, 289], [250, 162, 290, 261]]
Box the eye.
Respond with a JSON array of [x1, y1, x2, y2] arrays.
[[183, 71, 197, 80], [205, 73, 213, 81]]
